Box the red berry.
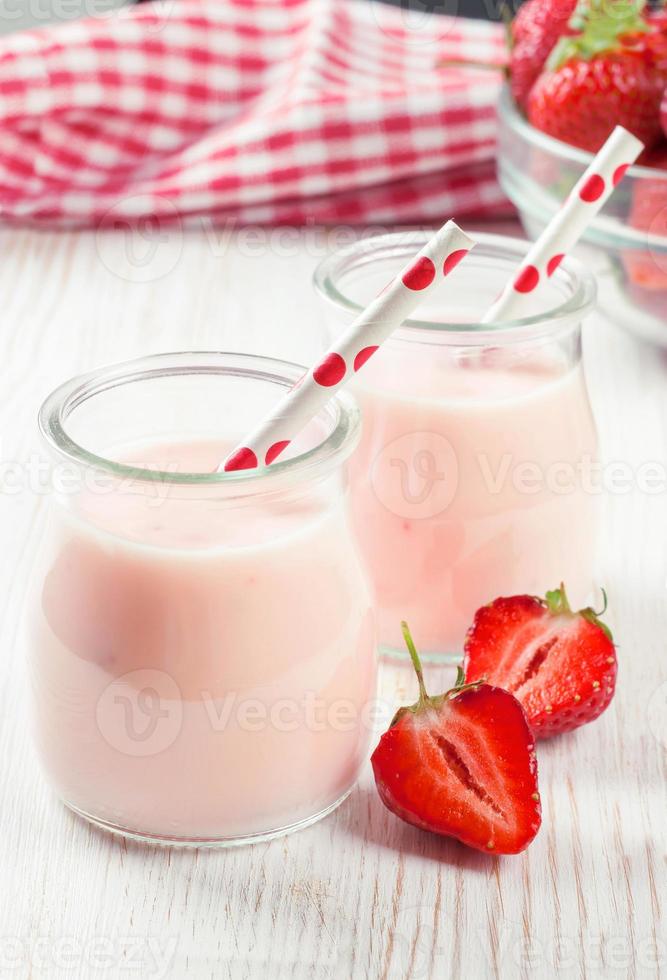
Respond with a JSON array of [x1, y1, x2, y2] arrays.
[[463, 585, 618, 739], [526, 0, 667, 152], [371, 624, 541, 855], [510, 0, 578, 108], [528, 49, 664, 152]]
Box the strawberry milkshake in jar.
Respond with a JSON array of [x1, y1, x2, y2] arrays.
[[314, 232, 599, 661], [28, 353, 376, 845]]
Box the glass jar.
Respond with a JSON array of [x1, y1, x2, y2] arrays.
[[314, 232, 599, 661], [28, 352, 377, 845]]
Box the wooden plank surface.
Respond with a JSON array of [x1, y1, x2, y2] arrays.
[[0, 224, 665, 980]]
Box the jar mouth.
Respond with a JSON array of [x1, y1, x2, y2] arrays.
[[313, 231, 597, 344], [39, 352, 361, 488]]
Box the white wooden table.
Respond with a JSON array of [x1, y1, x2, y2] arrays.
[[1, 222, 665, 980]]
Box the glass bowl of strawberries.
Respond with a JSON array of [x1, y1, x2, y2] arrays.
[[497, 0, 667, 345]]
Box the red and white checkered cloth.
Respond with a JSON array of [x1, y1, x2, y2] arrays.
[[0, 0, 509, 227]]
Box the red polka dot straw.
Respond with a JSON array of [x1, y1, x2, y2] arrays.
[[221, 221, 475, 472], [482, 126, 644, 325]]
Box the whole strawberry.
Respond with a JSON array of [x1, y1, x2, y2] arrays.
[[527, 0, 667, 152], [371, 623, 541, 855], [510, 0, 578, 108], [464, 585, 617, 739]]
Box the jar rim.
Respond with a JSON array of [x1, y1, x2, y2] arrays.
[[38, 351, 361, 489], [313, 231, 597, 344]]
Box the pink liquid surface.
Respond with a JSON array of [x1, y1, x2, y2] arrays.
[[349, 349, 599, 654], [29, 441, 376, 842]]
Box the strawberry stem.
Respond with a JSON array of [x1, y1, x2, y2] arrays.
[[391, 621, 487, 727], [591, 587, 608, 617], [401, 621, 430, 705], [545, 583, 572, 615], [543, 583, 614, 642], [548, 0, 649, 70], [448, 669, 488, 700]]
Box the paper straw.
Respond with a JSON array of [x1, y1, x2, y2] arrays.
[[221, 220, 475, 472], [482, 125, 644, 323]]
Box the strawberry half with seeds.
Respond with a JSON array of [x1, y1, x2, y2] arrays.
[[464, 585, 617, 739], [371, 623, 541, 855]]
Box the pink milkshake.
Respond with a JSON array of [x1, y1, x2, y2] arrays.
[[315, 233, 599, 658], [28, 354, 377, 845], [349, 352, 598, 654]]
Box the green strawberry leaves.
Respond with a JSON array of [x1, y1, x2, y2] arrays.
[[548, 0, 650, 70], [543, 582, 614, 642]]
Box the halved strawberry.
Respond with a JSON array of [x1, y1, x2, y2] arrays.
[[371, 623, 541, 855], [463, 585, 617, 739]]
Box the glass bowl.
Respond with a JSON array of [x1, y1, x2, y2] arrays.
[[497, 85, 667, 345]]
